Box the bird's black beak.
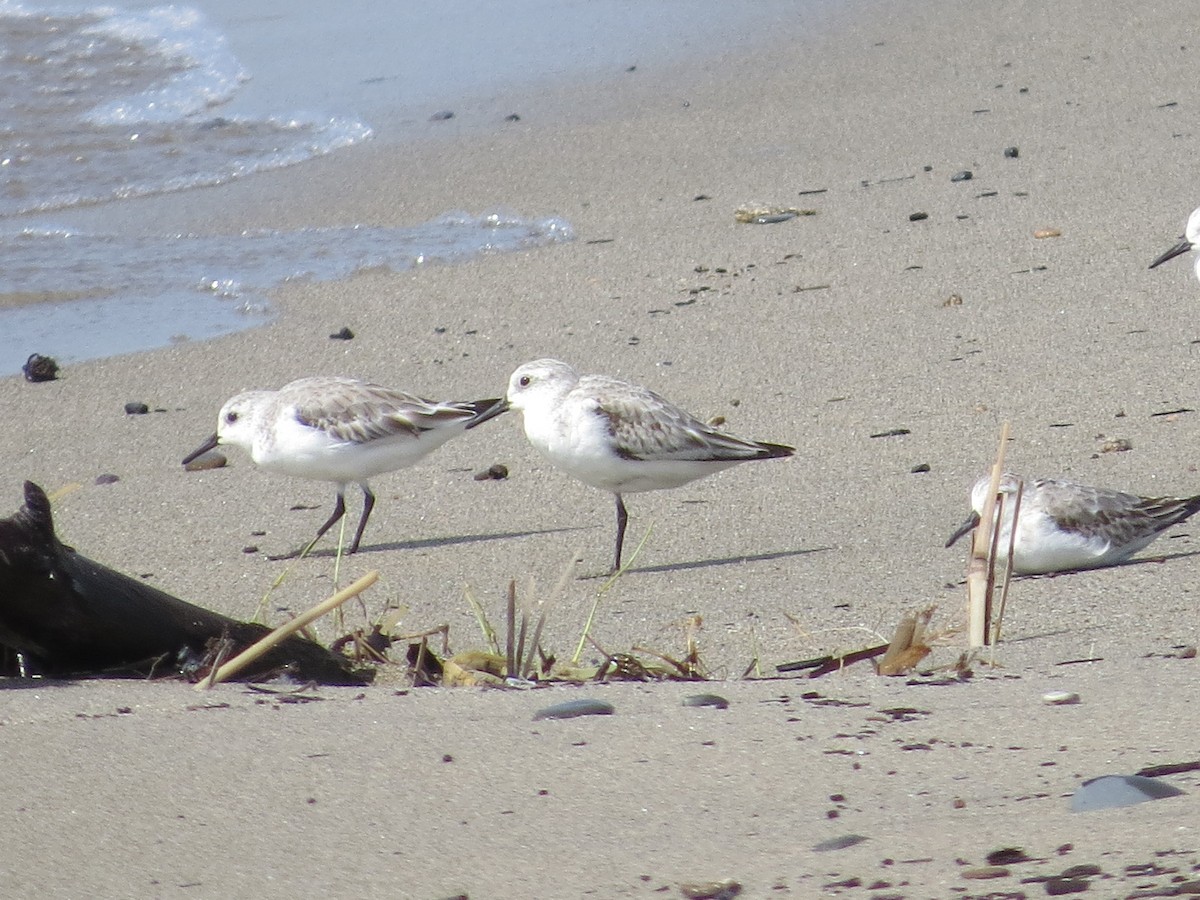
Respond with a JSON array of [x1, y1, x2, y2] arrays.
[[465, 398, 510, 430], [181, 433, 220, 466], [944, 511, 981, 548], [1149, 238, 1193, 270]]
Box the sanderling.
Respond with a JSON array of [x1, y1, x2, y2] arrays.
[[1149, 206, 1200, 280], [469, 358, 794, 572], [182, 376, 501, 556], [945, 472, 1200, 575]]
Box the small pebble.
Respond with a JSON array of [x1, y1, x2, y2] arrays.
[[1004, 146, 1019, 158], [94, 474, 120, 485], [22, 353, 59, 382], [429, 110, 454, 121], [532, 698, 614, 721], [329, 326, 354, 340], [504, 113, 521, 122], [909, 211, 929, 221], [812, 834, 868, 852], [680, 879, 741, 900], [911, 463, 931, 474], [1044, 877, 1090, 896], [124, 402, 150, 415], [472, 463, 508, 481], [183, 450, 227, 472], [682, 693, 730, 710], [1043, 691, 1080, 706], [1034, 227, 1062, 239], [950, 170, 973, 182]]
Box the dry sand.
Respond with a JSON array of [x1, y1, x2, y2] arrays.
[[2, 0, 1199, 895]]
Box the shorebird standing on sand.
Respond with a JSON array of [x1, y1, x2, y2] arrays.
[[469, 358, 795, 573], [183, 376, 501, 557], [946, 472, 1200, 575]]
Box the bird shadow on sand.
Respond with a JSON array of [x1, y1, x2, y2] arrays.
[[615, 545, 835, 577], [295, 525, 591, 558]]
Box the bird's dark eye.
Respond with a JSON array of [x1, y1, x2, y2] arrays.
[[225, 411, 239, 424], [518, 375, 531, 387]]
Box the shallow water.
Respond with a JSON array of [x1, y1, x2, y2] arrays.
[[1, 0, 811, 375]]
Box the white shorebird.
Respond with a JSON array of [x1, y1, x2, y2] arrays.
[[945, 472, 1200, 575], [182, 376, 501, 556], [1148, 206, 1200, 280], [469, 358, 794, 572]]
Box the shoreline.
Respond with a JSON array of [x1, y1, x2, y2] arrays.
[[3, 0, 1200, 894]]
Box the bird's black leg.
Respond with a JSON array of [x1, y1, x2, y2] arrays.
[[349, 485, 375, 554], [313, 490, 348, 544], [612, 493, 628, 573]]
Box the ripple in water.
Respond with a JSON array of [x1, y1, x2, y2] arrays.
[[0, 213, 574, 375], [0, 2, 372, 216]]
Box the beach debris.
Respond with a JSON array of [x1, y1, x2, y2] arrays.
[[94, 473, 120, 486], [328, 326, 354, 340], [734, 205, 816, 224], [682, 693, 729, 709], [472, 463, 509, 481], [22, 353, 59, 382], [911, 463, 931, 473], [1070, 774, 1185, 813], [679, 879, 742, 900], [869, 427, 910, 438], [532, 698, 615, 721], [942, 293, 963, 307], [1097, 437, 1132, 454], [429, 109, 454, 121], [950, 170, 973, 182], [1042, 690, 1081, 705], [1135, 760, 1200, 777], [797, 187, 827, 196], [987, 847, 1031, 865], [960, 866, 1009, 880], [1004, 145, 1019, 158], [183, 449, 227, 472], [0, 481, 371, 684], [1034, 227, 1062, 239], [876, 606, 935, 675], [909, 211, 929, 221], [124, 401, 150, 415], [504, 113, 521, 122]]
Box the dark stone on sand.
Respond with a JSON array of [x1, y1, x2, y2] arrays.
[[911, 463, 931, 473], [22, 353, 59, 383], [909, 211, 929, 221], [812, 834, 868, 852], [533, 698, 615, 721], [1070, 774, 1185, 812], [473, 463, 508, 481], [1004, 146, 1019, 158], [1044, 877, 1090, 895], [94, 474, 120, 485], [183, 450, 226, 472], [504, 113, 521, 122], [0, 481, 370, 684], [951, 170, 973, 182], [328, 326, 354, 340], [429, 110, 454, 121], [682, 693, 729, 709], [986, 847, 1030, 865], [124, 402, 150, 415]]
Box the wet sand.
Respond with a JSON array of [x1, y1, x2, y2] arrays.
[[2, 0, 1199, 895]]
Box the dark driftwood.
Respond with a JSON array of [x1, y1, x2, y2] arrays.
[[0, 481, 370, 684]]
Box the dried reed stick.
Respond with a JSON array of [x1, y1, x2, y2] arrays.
[[194, 570, 379, 690]]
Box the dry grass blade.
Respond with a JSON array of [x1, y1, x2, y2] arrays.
[[967, 423, 1009, 647], [877, 606, 936, 675], [193, 570, 379, 690]]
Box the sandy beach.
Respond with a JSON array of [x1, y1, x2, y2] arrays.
[[3, 0, 1199, 895]]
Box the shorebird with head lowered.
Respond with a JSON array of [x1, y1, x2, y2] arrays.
[[182, 376, 501, 557], [469, 358, 795, 572], [946, 472, 1200, 575], [1149, 206, 1200, 282]]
